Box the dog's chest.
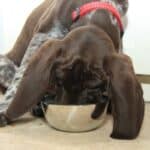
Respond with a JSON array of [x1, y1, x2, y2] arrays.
[[48, 22, 68, 39]]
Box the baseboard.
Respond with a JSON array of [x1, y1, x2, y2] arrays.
[[136, 74, 150, 84]]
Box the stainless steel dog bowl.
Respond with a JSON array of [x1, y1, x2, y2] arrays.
[[44, 104, 106, 132]]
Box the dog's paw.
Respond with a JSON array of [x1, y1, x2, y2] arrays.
[[0, 113, 9, 127], [91, 110, 101, 119], [31, 105, 45, 118]]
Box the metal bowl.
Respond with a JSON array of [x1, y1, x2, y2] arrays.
[[44, 104, 106, 132]]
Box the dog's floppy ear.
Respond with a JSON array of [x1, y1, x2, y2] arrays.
[[5, 40, 63, 120], [103, 54, 144, 139]]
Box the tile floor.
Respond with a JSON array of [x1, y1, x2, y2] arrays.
[[0, 99, 149, 150]]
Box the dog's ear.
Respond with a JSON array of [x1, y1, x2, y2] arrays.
[[6, 40, 63, 120], [103, 54, 144, 139]]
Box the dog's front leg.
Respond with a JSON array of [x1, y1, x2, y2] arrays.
[[0, 19, 67, 121], [6, 0, 55, 66], [0, 0, 56, 93]]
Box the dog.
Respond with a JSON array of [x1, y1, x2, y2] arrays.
[[0, 0, 145, 140]]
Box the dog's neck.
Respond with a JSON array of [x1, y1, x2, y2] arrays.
[[100, 0, 128, 16], [46, 0, 127, 51], [70, 3, 122, 51]]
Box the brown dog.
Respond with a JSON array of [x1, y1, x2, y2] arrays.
[[0, 0, 145, 140]]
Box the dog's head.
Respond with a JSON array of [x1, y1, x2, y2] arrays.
[[12, 26, 114, 119], [49, 55, 109, 105], [44, 26, 115, 106]]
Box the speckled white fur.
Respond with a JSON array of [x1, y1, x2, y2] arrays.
[[48, 26, 64, 38], [86, 11, 96, 20], [100, 0, 125, 27], [86, 0, 120, 27], [48, 22, 68, 38]]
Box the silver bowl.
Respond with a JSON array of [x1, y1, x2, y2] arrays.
[[44, 104, 107, 132]]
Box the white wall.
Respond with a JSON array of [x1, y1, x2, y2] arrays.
[[123, 0, 150, 101], [0, 0, 43, 53], [0, 0, 150, 101], [0, 8, 4, 50], [123, 0, 150, 74]]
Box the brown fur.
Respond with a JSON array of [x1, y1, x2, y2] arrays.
[[0, 0, 144, 140]]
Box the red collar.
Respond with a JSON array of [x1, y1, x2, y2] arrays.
[[72, 1, 124, 35]]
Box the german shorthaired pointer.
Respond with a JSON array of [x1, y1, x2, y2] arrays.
[[0, 0, 145, 140]]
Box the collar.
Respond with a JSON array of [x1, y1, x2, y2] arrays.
[[72, 1, 124, 36]]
